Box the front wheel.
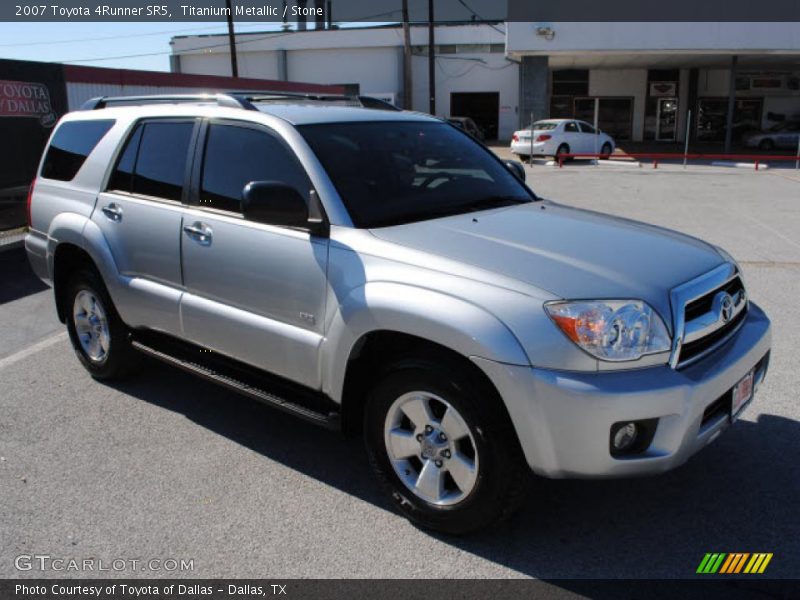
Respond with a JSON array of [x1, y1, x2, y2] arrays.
[[600, 142, 613, 159], [364, 355, 530, 534], [65, 268, 141, 380]]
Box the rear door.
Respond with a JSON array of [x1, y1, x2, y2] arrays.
[[93, 118, 197, 335], [562, 121, 583, 154], [179, 119, 329, 389], [577, 121, 599, 153]]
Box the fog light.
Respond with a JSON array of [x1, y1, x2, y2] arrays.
[[612, 423, 638, 450]]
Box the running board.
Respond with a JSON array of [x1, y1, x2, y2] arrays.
[[131, 339, 340, 430]]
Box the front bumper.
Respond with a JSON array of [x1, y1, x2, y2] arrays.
[[473, 302, 771, 478]]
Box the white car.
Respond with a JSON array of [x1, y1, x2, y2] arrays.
[[511, 119, 615, 160]]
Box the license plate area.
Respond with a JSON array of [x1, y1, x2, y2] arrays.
[[731, 368, 755, 421]]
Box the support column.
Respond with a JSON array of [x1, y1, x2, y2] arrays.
[[518, 56, 549, 129], [277, 49, 287, 81], [724, 55, 738, 153]]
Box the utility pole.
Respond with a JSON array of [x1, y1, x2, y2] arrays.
[[427, 0, 435, 115], [401, 0, 412, 110], [225, 0, 238, 77]]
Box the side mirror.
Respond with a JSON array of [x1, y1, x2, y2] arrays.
[[241, 181, 311, 230], [504, 160, 526, 182]]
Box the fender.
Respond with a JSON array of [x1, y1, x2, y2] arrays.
[[48, 212, 126, 300], [321, 281, 531, 403]]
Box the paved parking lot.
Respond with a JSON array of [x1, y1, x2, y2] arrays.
[[1, 165, 798, 580]]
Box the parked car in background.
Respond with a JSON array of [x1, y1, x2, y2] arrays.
[[447, 116, 485, 141], [742, 121, 800, 151], [511, 119, 615, 161]]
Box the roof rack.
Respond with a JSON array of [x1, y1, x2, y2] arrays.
[[80, 92, 402, 112], [80, 93, 251, 111]]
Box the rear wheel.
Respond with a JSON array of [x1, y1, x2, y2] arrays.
[[364, 355, 530, 534], [555, 143, 570, 161], [517, 154, 530, 162], [65, 268, 141, 380]]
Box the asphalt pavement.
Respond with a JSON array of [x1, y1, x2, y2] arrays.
[[1, 165, 798, 580]]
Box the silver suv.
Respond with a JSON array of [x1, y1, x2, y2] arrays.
[[26, 93, 771, 534]]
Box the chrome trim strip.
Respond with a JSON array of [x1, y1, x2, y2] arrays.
[[674, 316, 748, 369], [668, 263, 737, 369]]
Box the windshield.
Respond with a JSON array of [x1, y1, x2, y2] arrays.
[[299, 121, 535, 228]]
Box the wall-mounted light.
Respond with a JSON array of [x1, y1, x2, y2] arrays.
[[536, 26, 555, 41]]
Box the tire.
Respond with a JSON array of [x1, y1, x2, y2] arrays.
[[758, 139, 774, 151], [555, 143, 570, 161], [517, 154, 530, 163], [364, 354, 530, 534], [65, 268, 141, 380], [600, 142, 613, 159]]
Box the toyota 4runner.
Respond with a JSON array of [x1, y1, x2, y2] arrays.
[[26, 93, 771, 534]]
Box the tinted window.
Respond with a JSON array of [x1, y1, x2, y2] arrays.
[[564, 122, 579, 133], [131, 121, 194, 201], [300, 121, 533, 228], [107, 124, 143, 192], [40, 120, 114, 181], [200, 123, 311, 213], [579, 122, 596, 134]]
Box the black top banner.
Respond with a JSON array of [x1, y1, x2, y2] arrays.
[[2, 0, 799, 22]]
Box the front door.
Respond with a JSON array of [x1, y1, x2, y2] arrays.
[[179, 120, 329, 389], [656, 98, 678, 141]]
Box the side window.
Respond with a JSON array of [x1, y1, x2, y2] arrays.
[[564, 122, 579, 133], [107, 124, 143, 193], [131, 121, 194, 201], [40, 119, 115, 181], [200, 123, 311, 214], [579, 122, 596, 134]]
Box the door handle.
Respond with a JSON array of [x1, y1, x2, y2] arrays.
[[183, 222, 213, 245], [101, 203, 123, 221]]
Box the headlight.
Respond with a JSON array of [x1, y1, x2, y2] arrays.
[[544, 300, 671, 361]]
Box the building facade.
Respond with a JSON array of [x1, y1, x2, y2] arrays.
[[171, 22, 800, 144]]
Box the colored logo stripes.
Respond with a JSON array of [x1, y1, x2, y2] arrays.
[[697, 553, 773, 574]]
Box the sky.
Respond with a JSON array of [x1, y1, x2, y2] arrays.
[[0, 22, 289, 72]]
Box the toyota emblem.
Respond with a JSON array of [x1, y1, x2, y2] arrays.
[[718, 292, 734, 323]]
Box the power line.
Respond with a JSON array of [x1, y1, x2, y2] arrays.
[[61, 29, 294, 63]]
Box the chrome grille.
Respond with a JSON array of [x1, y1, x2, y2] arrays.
[[669, 264, 748, 369]]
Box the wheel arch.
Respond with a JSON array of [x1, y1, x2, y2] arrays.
[[321, 282, 530, 435], [49, 215, 124, 323]]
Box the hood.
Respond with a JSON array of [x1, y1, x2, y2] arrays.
[[370, 202, 725, 323]]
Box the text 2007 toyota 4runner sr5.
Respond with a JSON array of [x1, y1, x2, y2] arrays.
[[26, 93, 771, 534]]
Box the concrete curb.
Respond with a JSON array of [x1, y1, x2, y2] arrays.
[[0, 228, 26, 253], [711, 161, 770, 170]]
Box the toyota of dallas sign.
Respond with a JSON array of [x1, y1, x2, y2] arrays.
[[0, 79, 57, 127]]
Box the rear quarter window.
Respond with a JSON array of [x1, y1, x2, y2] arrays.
[[40, 119, 115, 181]]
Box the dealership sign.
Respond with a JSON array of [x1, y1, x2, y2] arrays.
[[0, 79, 57, 127]]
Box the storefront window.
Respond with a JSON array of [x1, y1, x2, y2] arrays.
[[696, 98, 763, 142]]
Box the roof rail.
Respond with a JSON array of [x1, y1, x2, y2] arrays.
[[80, 91, 402, 112], [80, 94, 254, 111], [228, 91, 402, 111]]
